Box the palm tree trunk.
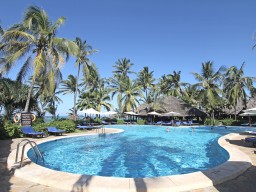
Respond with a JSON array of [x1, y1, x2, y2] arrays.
[[24, 79, 35, 112], [74, 63, 80, 121], [234, 106, 237, 120]]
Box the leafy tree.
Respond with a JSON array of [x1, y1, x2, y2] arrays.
[[77, 81, 112, 112], [0, 77, 37, 119], [121, 78, 143, 112], [112, 58, 135, 80], [223, 63, 256, 119], [137, 66, 155, 98], [0, 6, 77, 112], [59, 75, 79, 118], [73, 38, 97, 118], [191, 61, 225, 124]]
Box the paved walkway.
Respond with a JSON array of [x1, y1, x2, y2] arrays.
[[1, 130, 256, 192]]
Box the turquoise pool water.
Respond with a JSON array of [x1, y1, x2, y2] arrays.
[[28, 125, 249, 178]]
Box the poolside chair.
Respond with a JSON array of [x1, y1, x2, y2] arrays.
[[183, 121, 190, 126], [244, 137, 256, 147], [46, 127, 65, 136], [76, 125, 94, 130], [154, 121, 162, 125], [176, 121, 181, 126], [241, 123, 249, 126], [21, 126, 45, 138], [102, 120, 109, 125]]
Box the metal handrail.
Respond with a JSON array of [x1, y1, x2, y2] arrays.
[[15, 139, 44, 167]]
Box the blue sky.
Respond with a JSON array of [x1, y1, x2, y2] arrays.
[[1, 1, 256, 115]]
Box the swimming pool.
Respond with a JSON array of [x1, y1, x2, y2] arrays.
[[27, 125, 249, 178]]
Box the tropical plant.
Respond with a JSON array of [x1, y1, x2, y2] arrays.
[[137, 66, 155, 98], [120, 78, 143, 112], [223, 63, 256, 119], [73, 38, 97, 119], [0, 77, 37, 119], [112, 58, 135, 80], [191, 61, 225, 124], [59, 74, 79, 117], [0, 6, 77, 112], [168, 71, 188, 97], [77, 81, 112, 112]]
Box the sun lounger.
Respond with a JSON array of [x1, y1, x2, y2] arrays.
[[244, 137, 256, 147], [77, 125, 94, 130], [46, 127, 65, 136], [176, 122, 181, 126], [21, 126, 45, 138], [154, 121, 162, 125], [241, 123, 249, 126], [102, 120, 109, 125], [162, 121, 171, 126], [183, 122, 191, 126]]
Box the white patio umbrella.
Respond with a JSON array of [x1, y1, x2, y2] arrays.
[[80, 108, 100, 115], [103, 111, 117, 115], [147, 111, 162, 116], [243, 108, 256, 113], [124, 111, 137, 115], [162, 111, 181, 116]]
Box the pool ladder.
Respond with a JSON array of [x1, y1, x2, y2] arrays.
[[15, 139, 44, 167]]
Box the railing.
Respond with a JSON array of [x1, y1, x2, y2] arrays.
[[15, 139, 44, 167]]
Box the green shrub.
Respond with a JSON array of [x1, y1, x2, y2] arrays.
[[33, 119, 76, 133], [204, 118, 221, 126], [117, 119, 124, 124], [219, 118, 240, 126], [93, 117, 102, 124], [137, 119, 145, 125], [46, 119, 76, 133], [0, 120, 22, 139]]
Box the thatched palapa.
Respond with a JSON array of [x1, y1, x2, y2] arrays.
[[138, 96, 207, 117]]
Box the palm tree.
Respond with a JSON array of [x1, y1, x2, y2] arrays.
[[113, 58, 135, 80], [121, 78, 143, 112], [43, 84, 62, 119], [59, 75, 79, 117], [191, 61, 225, 124], [77, 82, 112, 112], [224, 63, 256, 119], [0, 6, 77, 112], [137, 66, 155, 98], [168, 71, 188, 98], [73, 38, 97, 119], [157, 75, 171, 96]]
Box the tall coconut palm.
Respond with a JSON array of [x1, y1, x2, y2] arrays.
[[192, 61, 225, 124], [224, 63, 256, 119], [168, 71, 188, 98], [113, 58, 135, 80], [121, 78, 143, 112], [157, 75, 171, 96], [73, 38, 97, 119], [77, 82, 112, 112], [0, 6, 77, 112], [59, 75, 80, 117], [137, 66, 155, 98]]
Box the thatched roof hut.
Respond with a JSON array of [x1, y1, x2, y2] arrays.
[[138, 96, 207, 117], [221, 97, 256, 115]]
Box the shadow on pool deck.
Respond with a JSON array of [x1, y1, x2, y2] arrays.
[[206, 137, 256, 192], [0, 139, 13, 192]]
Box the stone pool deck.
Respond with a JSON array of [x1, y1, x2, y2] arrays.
[[1, 128, 256, 192]]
